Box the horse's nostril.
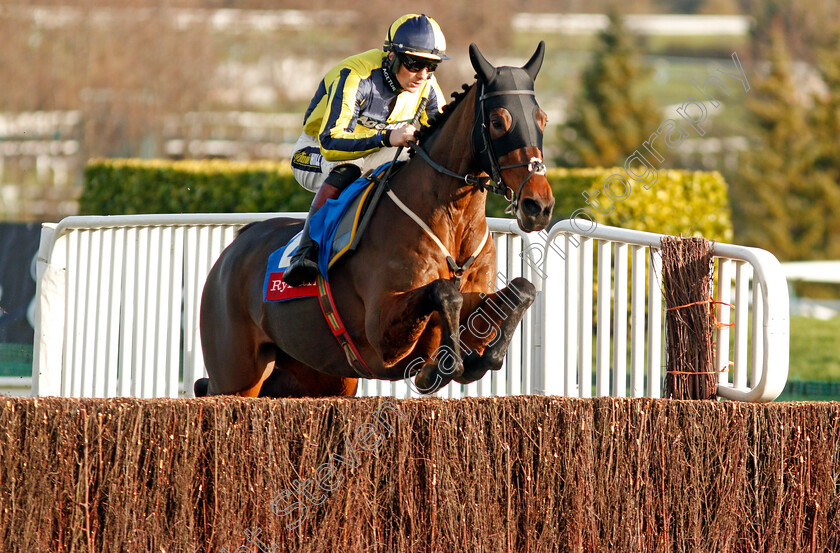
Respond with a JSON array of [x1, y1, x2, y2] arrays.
[[521, 198, 541, 218], [543, 201, 554, 217]]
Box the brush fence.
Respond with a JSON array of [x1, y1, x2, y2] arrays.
[[4, 396, 839, 552], [31, 215, 789, 402]]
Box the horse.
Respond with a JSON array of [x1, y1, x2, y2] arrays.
[[197, 42, 555, 398]]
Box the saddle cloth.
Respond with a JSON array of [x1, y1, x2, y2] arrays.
[[263, 162, 393, 302]]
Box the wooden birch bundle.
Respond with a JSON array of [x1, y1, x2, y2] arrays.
[[661, 236, 717, 400]]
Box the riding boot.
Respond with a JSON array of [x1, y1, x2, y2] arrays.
[[283, 164, 362, 286], [282, 183, 340, 286]]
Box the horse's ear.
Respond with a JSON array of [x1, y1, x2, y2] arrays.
[[469, 43, 495, 84], [522, 41, 545, 82]]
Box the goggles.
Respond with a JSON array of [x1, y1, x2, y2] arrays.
[[399, 54, 438, 73]]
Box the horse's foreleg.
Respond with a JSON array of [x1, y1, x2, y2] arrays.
[[376, 278, 464, 392], [455, 277, 536, 384]]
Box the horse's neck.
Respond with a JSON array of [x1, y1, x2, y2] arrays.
[[394, 89, 488, 244]]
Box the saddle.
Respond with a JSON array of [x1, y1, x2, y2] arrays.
[[264, 161, 401, 302]]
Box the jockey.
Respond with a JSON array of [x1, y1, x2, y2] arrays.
[[283, 13, 449, 287]]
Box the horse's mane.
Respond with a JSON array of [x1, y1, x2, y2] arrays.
[[411, 82, 475, 154]]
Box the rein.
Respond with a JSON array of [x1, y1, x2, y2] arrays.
[[383, 79, 545, 286], [412, 83, 546, 214], [412, 145, 546, 214]]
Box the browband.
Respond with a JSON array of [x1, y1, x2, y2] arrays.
[[480, 90, 536, 101]]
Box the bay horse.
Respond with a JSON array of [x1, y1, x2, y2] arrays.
[[197, 42, 554, 397]]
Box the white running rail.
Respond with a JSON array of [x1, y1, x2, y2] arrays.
[[33, 213, 296, 398], [32, 214, 537, 399], [32, 215, 789, 402], [533, 219, 789, 403]]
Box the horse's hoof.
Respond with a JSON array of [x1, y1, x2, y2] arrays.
[[194, 377, 210, 397], [454, 352, 488, 384], [414, 365, 451, 395], [414, 372, 439, 394], [282, 259, 319, 287]]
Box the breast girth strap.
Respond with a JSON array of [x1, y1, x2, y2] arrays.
[[386, 189, 490, 287]]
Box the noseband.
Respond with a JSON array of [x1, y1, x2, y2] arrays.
[[413, 82, 546, 214]]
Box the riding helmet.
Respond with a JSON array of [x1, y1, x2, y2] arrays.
[[384, 14, 450, 63]]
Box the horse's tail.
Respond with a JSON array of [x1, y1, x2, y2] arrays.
[[194, 377, 210, 397]]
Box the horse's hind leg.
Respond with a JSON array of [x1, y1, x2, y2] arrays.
[[259, 350, 358, 398], [205, 343, 278, 397], [456, 277, 537, 384], [194, 378, 210, 397]]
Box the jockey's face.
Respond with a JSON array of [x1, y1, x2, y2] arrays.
[[394, 54, 433, 93]]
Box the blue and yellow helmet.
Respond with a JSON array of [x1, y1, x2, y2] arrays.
[[384, 14, 449, 62]]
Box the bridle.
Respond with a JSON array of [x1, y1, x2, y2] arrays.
[[379, 72, 547, 286], [412, 81, 546, 214]]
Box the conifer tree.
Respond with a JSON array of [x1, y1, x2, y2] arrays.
[[556, 10, 661, 168], [733, 28, 835, 260], [806, 41, 840, 259]]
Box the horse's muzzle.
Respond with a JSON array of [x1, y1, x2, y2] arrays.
[[517, 197, 554, 232]]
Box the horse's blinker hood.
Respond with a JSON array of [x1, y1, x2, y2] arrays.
[[470, 42, 545, 185]]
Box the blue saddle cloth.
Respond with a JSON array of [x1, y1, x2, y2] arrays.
[[310, 162, 393, 279], [263, 162, 393, 301]]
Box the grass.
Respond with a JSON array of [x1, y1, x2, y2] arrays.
[[788, 315, 840, 382], [773, 315, 840, 401]]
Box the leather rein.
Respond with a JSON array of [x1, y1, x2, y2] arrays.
[[377, 82, 546, 287], [411, 84, 547, 215]]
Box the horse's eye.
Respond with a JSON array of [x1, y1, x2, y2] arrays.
[[488, 108, 512, 139], [536, 108, 548, 131]]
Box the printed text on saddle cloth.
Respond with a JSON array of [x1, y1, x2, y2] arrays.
[[264, 232, 319, 302]]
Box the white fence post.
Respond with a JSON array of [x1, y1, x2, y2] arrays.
[[32, 224, 65, 396], [537, 219, 789, 403]]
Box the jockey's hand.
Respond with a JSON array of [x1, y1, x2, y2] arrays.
[[389, 124, 419, 148]]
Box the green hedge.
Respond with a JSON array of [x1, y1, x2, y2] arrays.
[[83, 160, 732, 242], [81, 159, 312, 215], [487, 167, 733, 242]]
